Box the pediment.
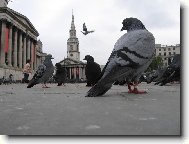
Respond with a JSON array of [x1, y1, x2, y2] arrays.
[[59, 58, 86, 66], [0, 7, 39, 35], [10, 9, 38, 34]]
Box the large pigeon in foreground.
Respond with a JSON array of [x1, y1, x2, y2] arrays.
[[27, 54, 54, 88], [86, 17, 155, 97]]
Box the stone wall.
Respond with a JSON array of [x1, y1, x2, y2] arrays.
[[0, 66, 33, 81]]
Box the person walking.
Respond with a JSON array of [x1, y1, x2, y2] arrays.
[[22, 59, 32, 83]]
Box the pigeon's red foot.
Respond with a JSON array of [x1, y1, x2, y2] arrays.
[[128, 83, 134, 93], [132, 88, 147, 94], [128, 89, 133, 93]]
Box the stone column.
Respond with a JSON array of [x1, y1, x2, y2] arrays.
[[27, 38, 31, 60], [34, 44, 37, 70], [13, 29, 18, 68], [30, 41, 34, 70], [79, 67, 82, 79], [23, 36, 26, 66], [8, 25, 13, 67], [81, 67, 84, 80], [0, 21, 6, 66], [19, 32, 23, 69], [69, 67, 71, 79], [82, 66, 86, 80], [74, 67, 76, 79]]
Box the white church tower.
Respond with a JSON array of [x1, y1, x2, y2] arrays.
[[0, 0, 8, 7], [67, 11, 80, 61]]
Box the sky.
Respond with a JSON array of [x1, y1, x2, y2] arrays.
[[8, 0, 180, 65]]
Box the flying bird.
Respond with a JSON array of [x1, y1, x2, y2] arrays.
[[81, 23, 94, 35], [27, 54, 54, 88], [83, 55, 101, 86], [86, 17, 155, 97], [54, 63, 67, 86]]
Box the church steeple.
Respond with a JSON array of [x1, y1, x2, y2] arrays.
[[71, 10, 75, 30], [67, 10, 80, 61], [70, 10, 76, 38]]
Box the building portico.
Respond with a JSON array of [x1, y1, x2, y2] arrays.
[[0, 2, 44, 80]]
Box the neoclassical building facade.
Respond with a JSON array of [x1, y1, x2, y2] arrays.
[[59, 13, 86, 81], [0, 0, 45, 80], [155, 44, 180, 66]]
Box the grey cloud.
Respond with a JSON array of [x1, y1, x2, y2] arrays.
[[115, 0, 179, 29]]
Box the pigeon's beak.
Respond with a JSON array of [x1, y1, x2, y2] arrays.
[[121, 26, 126, 31], [83, 58, 86, 60], [51, 57, 54, 59]]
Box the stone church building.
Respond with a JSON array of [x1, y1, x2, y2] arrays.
[[59, 13, 86, 82], [0, 0, 46, 80]]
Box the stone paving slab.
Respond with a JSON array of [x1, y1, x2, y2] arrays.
[[0, 83, 180, 135]]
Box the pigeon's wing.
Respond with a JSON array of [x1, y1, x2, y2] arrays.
[[89, 30, 95, 33], [87, 30, 155, 97], [27, 64, 46, 88], [34, 64, 47, 79], [81, 31, 87, 35], [102, 30, 155, 79], [83, 23, 87, 31], [87, 30, 94, 34]]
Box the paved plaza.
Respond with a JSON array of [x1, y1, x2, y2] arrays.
[[0, 83, 180, 135]]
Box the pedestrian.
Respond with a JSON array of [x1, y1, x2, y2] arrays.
[[22, 59, 32, 83]]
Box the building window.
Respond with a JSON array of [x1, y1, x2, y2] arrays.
[[164, 48, 166, 51], [164, 58, 167, 60], [168, 48, 171, 51], [164, 52, 166, 56], [173, 47, 175, 50], [159, 53, 161, 56], [70, 54, 73, 57], [159, 49, 161, 51], [169, 52, 171, 56], [70, 45, 73, 50], [173, 52, 176, 55]]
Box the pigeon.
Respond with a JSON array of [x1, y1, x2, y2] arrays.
[[0, 74, 14, 85], [145, 68, 165, 84], [155, 54, 180, 86], [83, 55, 101, 86], [54, 63, 67, 86], [86, 17, 155, 97], [3, 74, 14, 84], [0, 77, 4, 85], [27, 54, 54, 88], [81, 23, 95, 35]]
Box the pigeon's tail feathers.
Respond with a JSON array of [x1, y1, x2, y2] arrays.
[[27, 78, 38, 88], [86, 82, 112, 97]]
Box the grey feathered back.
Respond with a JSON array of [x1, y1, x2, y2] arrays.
[[27, 55, 54, 88]]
